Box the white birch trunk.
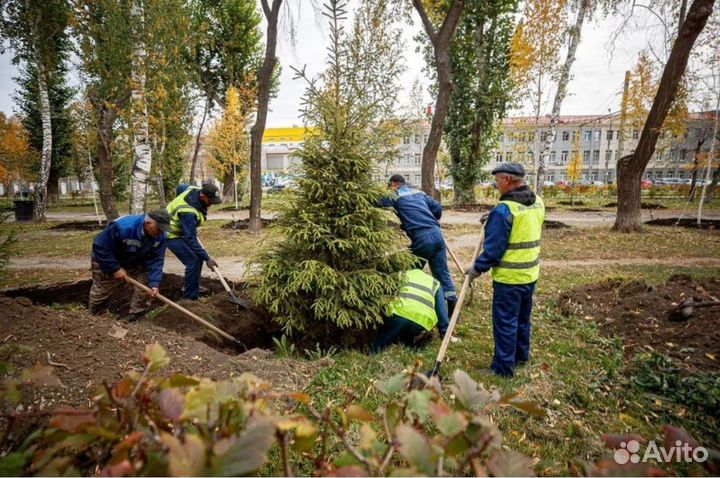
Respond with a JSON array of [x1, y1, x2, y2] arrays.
[[33, 63, 52, 222], [536, 0, 590, 195], [129, 0, 151, 215], [697, 92, 719, 224]]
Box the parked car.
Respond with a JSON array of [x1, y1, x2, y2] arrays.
[[542, 180, 555, 187], [655, 177, 684, 186], [640, 179, 653, 189], [590, 180, 605, 186]]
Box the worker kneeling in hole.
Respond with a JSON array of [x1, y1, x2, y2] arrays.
[[88, 210, 171, 322], [371, 268, 449, 353], [166, 183, 222, 300]]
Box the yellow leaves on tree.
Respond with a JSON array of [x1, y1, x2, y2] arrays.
[[0, 113, 36, 184], [207, 86, 253, 186], [566, 129, 583, 183]]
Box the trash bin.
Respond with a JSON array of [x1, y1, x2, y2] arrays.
[[13, 200, 34, 221]]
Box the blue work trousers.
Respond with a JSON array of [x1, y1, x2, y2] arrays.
[[410, 228, 457, 310], [371, 314, 426, 353], [167, 238, 204, 300], [491, 281, 536, 377]]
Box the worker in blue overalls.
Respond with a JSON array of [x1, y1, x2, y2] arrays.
[[379, 174, 457, 323]]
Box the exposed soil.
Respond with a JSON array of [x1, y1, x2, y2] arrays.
[[49, 220, 106, 231], [221, 218, 276, 230], [558, 274, 720, 372], [645, 218, 720, 230], [604, 202, 667, 210], [446, 203, 494, 212], [544, 220, 570, 229], [558, 200, 586, 206], [0, 276, 327, 449], [567, 207, 603, 213]]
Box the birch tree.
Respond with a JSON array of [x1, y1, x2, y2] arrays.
[[0, 0, 70, 221], [129, 0, 151, 214]]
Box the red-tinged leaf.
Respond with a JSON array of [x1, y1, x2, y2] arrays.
[[486, 450, 535, 477], [346, 404, 374, 422], [395, 424, 435, 475], [112, 431, 144, 456], [111, 378, 133, 401], [662, 425, 699, 451], [327, 465, 368, 476], [591, 457, 666, 477], [100, 459, 134, 477], [214, 417, 276, 476], [49, 407, 95, 433], [159, 388, 185, 421], [602, 433, 647, 450], [287, 392, 311, 403], [430, 400, 451, 419]]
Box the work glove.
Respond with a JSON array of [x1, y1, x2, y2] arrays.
[[113, 268, 128, 281], [206, 258, 219, 270], [479, 212, 490, 223], [465, 265, 482, 283]]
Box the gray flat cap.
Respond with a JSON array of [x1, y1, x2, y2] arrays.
[[491, 162, 525, 177]]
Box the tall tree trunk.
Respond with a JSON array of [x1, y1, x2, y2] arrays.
[[222, 171, 235, 204], [688, 137, 706, 200], [615, 70, 630, 182], [129, 0, 151, 215], [97, 107, 119, 221], [613, 0, 715, 232], [189, 96, 210, 184], [698, 104, 719, 216], [536, 0, 590, 196], [33, 64, 52, 222], [47, 167, 60, 203], [249, 0, 282, 233], [412, 0, 465, 199]]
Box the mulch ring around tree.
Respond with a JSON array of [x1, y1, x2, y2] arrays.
[[221, 218, 276, 230], [49, 220, 107, 231], [558, 274, 720, 372], [645, 218, 720, 230], [603, 202, 667, 210], [0, 274, 330, 449]]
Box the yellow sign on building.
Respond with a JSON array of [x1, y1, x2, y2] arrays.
[[262, 127, 316, 143]]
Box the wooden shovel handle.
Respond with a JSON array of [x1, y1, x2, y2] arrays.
[[211, 265, 234, 294], [434, 225, 486, 367], [445, 241, 466, 275], [124, 275, 239, 344]]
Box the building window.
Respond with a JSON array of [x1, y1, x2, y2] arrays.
[[583, 150, 590, 162], [667, 171, 675, 178], [414, 133, 421, 144], [540, 131, 548, 142], [560, 151, 569, 164], [414, 153, 421, 165], [415, 174, 421, 184], [606, 130, 614, 140], [506, 152, 513, 162], [526, 151, 534, 163], [499, 132, 505, 142], [632, 130, 639, 139], [593, 130, 601, 141], [572, 131, 579, 141], [679, 149, 687, 162], [593, 150, 600, 164], [605, 150, 613, 163], [528, 132, 535, 142], [550, 151, 556, 163], [403, 136, 410, 144], [495, 152, 503, 163], [583, 130, 592, 141], [423, 135, 429, 143], [562, 131, 570, 141]]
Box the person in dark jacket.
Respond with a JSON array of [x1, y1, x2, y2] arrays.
[[379, 174, 457, 321], [371, 269, 449, 353], [166, 183, 222, 300], [89, 210, 171, 322], [466, 162, 545, 377]]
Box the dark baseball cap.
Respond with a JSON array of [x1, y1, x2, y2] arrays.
[[147, 209, 172, 232], [388, 174, 406, 185], [491, 162, 525, 177], [200, 182, 222, 204]]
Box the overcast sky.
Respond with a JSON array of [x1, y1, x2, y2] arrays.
[[0, 3, 699, 128]]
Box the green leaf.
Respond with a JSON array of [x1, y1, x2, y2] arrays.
[[144, 342, 170, 372], [214, 417, 276, 476], [182, 383, 217, 422], [0, 452, 29, 476], [375, 372, 407, 395], [503, 398, 546, 418], [486, 450, 535, 477], [449, 370, 492, 411], [162, 432, 206, 477], [292, 421, 318, 453], [406, 390, 433, 424], [163, 374, 200, 388], [435, 411, 468, 437], [395, 424, 435, 475]]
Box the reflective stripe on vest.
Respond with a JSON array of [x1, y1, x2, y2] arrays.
[[166, 187, 206, 239], [386, 269, 440, 331], [491, 196, 545, 285]]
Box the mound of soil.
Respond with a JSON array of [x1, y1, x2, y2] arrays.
[[222, 218, 276, 230], [568, 207, 603, 213], [558, 274, 720, 371], [604, 202, 666, 210], [49, 220, 106, 231], [558, 200, 586, 206], [544, 220, 570, 229], [645, 218, 720, 230]]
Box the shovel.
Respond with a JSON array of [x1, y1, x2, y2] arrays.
[[210, 264, 254, 309], [125, 276, 247, 351], [445, 241, 466, 276], [414, 225, 486, 387]]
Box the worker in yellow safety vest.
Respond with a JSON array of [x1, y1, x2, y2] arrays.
[[466, 162, 545, 377], [371, 269, 449, 353]]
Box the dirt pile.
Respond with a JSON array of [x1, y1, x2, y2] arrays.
[[221, 218, 276, 230], [646, 218, 720, 230], [49, 220, 106, 231], [558, 274, 720, 372], [603, 202, 666, 210]]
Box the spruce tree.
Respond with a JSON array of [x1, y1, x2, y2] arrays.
[[249, 0, 415, 335]]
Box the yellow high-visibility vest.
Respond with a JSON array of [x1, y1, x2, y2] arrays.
[[166, 187, 206, 240], [387, 269, 440, 331], [491, 196, 545, 285]]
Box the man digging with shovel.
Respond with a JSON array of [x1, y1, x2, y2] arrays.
[[88, 210, 171, 322]]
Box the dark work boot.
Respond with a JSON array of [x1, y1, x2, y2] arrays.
[[447, 299, 458, 320], [123, 312, 145, 323]]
